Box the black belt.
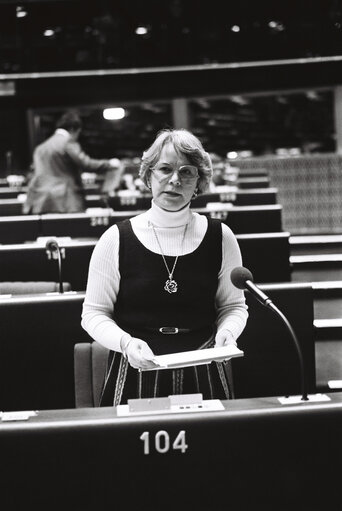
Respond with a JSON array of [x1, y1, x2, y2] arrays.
[[148, 327, 192, 335]]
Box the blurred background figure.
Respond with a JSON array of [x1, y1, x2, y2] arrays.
[[23, 110, 121, 214], [210, 153, 227, 187]]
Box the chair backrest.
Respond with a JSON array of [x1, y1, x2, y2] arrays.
[[74, 342, 109, 407]]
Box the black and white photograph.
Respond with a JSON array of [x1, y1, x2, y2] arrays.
[[0, 1, 341, 509]]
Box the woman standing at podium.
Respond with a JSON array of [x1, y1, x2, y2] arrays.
[[81, 129, 248, 405]]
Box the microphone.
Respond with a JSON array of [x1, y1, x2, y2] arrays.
[[231, 266, 308, 401], [45, 238, 59, 252], [45, 238, 64, 293], [231, 266, 273, 308]]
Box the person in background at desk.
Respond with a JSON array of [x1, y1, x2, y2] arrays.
[[81, 128, 248, 405], [23, 110, 120, 214]]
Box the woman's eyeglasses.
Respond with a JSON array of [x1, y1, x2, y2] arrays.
[[151, 165, 199, 183]]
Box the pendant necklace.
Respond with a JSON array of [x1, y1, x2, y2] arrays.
[[150, 221, 188, 294]]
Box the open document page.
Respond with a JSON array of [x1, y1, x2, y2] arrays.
[[145, 345, 244, 371]]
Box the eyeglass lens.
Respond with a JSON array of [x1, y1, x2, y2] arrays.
[[153, 165, 198, 180]]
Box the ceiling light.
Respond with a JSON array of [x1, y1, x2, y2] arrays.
[[231, 25, 240, 33], [44, 29, 55, 37], [135, 26, 148, 35], [268, 20, 285, 32], [103, 108, 125, 120], [306, 91, 320, 101], [16, 6, 27, 18], [227, 151, 238, 159]]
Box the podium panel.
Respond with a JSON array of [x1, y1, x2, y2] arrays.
[[232, 282, 316, 399]]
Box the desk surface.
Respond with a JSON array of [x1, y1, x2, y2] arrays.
[[0, 394, 341, 511], [1, 392, 341, 429]]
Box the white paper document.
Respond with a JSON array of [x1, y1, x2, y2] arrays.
[[145, 345, 244, 371]]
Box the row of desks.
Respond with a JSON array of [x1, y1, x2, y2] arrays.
[[0, 231, 292, 289], [0, 174, 271, 196], [0, 187, 278, 215], [0, 204, 284, 243]]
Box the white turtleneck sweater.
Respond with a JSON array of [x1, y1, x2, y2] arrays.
[[81, 200, 248, 353]]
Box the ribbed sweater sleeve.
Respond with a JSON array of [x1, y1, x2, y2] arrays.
[[81, 225, 125, 352], [216, 223, 249, 338]]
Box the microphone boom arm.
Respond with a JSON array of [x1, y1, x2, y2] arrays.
[[231, 266, 309, 401], [266, 300, 308, 401], [45, 240, 64, 293], [55, 246, 64, 294]]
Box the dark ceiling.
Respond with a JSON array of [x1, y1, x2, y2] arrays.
[[1, 0, 342, 73], [0, 0, 341, 170]]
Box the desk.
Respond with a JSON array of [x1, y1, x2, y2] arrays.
[[40, 211, 119, 238], [192, 187, 278, 207], [236, 176, 270, 188], [0, 240, 95, 290], [0, 394, 341, 510], [237, 231, 291, 282], [0, 214, 40, 243], [0, 198, 24, 216], [196, 204, 283, 233], [0, 205, 283, 243], [0, 188, 279, 217], [0, 292, 90, 411], [0, 231, 291, 288], [0, 186, 26, 199]]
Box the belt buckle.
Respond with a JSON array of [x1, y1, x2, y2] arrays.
[[159, 327, 179, 334]]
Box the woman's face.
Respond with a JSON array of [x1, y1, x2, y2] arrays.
[[150, 143, 199, 211]]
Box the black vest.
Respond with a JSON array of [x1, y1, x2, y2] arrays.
[[114, 217, 222, 355]]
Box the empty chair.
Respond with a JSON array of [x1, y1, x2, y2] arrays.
[[74, 341, 109, 407]]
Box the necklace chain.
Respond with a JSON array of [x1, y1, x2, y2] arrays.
[[150, 221, 188, 293]]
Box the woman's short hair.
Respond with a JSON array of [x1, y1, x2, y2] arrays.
[[139, 129, 213, 194]]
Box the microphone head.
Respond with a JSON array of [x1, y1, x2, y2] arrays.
[[45, 238, 59, 251], [231, 266, 254, 290]]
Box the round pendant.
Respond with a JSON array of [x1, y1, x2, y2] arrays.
[[164, 279, 178, 293]]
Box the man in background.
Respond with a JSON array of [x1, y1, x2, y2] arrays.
[[23, 110, 120, 214]]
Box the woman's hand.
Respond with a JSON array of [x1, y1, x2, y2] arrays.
[[125, 337, 159, 370], [214, 329, 237, 348]]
